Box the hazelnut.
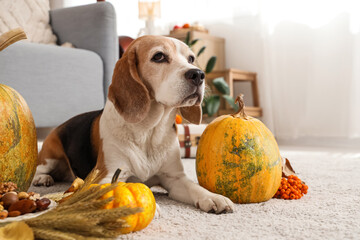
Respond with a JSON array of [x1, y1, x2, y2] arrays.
[[0, 210, 8, 219], [2, 192, 19, 209], [17, 192, 29, 200]]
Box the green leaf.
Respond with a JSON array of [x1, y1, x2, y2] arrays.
[[202, 104, 207, 115], [205, 56, 217, 74], [212, 77, 229, 95], [197, 46, 206, 57], [189, 39, 199, 47], [184, 32, 190, 46], [222, 95, 239, 111], [205, 95, 220, 117]]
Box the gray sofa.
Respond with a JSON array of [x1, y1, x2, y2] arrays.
[[0, 2, 118, 128]]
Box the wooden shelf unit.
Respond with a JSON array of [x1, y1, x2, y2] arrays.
[[206, 68, 262, 118]]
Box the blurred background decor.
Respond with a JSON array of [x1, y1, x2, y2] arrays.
[[138, 0, 161, 36]]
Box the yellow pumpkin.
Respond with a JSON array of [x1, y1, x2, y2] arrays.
[[0, 84, 37, 191], [91, 181, 156, 234], [196, 95, 282, 203]]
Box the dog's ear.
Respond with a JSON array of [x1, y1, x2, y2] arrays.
[[180, 105, 202, 125], [108, 46, 151, 123]]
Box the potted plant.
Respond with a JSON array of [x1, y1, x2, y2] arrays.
[[203, 77, 239, 118]]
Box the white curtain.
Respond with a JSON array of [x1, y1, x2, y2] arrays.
[[197, 0, 360, 146], [256, 0, 360, 144]]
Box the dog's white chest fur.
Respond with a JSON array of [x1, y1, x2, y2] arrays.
[[99, 100, 178, 183]]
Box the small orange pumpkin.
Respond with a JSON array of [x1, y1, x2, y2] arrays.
[[0, 84, 37, 191], [90, 170, 156, 234], [97, 182, 156, 233], [196, 95, 282, 203]]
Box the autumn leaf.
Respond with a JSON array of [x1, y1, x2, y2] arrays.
[[282, 157, 296, 178]]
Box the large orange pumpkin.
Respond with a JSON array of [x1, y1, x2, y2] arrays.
[[91, 181, 156, 234], [0, 84, 38, 191], [196, 95, 282, 203]]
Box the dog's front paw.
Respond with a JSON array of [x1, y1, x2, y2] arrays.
[[32, 174, 54, 187], [196, 193, 234, 214]]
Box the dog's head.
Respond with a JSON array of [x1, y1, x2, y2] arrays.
[[108, 35, 205, 124]]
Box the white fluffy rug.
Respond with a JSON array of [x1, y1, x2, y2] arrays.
[[128, 146, 360, 240], [30, 146, 360, 240]]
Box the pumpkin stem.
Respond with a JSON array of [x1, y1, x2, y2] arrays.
[[232, 94, 249, 119], [111, 168, 122, 184]]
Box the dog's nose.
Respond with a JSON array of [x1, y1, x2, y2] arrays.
[[185, 69, 205, 86]]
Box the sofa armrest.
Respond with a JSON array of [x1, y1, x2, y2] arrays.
[[50, 2, 118, 99]]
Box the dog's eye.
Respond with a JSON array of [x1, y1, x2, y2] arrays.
[[188, 55, 195, 64], [152, 52, 167, 63]]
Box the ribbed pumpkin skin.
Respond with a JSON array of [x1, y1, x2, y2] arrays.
[[93, 182, 156, 233], [0, 84, 37, 191], [196, 115, 282, 203]]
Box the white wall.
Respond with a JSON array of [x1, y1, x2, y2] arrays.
[[58, 0, 262, 71]]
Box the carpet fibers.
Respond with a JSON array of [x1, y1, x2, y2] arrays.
[[29, 146, 360, 240]]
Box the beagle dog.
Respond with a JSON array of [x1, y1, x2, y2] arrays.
[[33, 35, 234, 214]]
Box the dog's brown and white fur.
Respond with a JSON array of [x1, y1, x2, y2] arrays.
[[33, 36, 234, 213]]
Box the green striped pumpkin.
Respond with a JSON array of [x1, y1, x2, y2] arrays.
[[0, 84, 38, 191], [196, 96, 281, 203]]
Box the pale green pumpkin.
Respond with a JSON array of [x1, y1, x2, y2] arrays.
[[0, 84, 38, 191], [196, 96, 281, 203]]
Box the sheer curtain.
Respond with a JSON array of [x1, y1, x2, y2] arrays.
[[256, 0, 360, 146]]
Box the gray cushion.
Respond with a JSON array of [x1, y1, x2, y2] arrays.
[[0, 42, 104, 127]]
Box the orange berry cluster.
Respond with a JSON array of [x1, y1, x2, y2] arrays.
[[273, 175, 308, 200]]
